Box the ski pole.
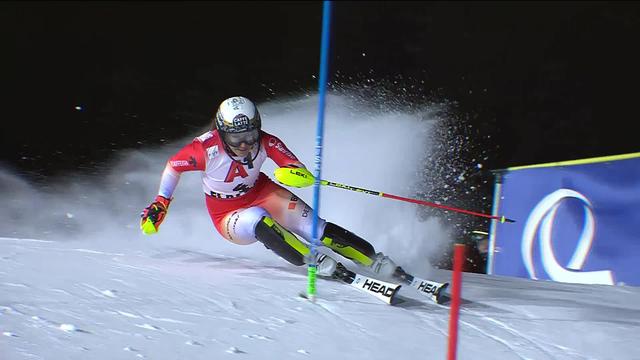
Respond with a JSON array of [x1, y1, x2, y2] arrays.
[[307, 0, 333, 302], [274, 168, 515, 223]]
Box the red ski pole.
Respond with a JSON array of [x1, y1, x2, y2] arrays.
[[274, 168, 516, 223], [321, 180, 515, 223]]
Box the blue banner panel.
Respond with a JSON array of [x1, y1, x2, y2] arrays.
[[490, 156, 640, 286]]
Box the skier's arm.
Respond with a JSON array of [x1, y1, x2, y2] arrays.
[[158, 140, 207, 197], [262, 132, 303, 168], [140, 141, 206, 234], [157, 164, 181, 199]]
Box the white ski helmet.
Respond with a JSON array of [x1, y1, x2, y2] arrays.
[[214, 96, 261, 134]]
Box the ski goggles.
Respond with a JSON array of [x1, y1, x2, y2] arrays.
[[222, 129, 260, 147]]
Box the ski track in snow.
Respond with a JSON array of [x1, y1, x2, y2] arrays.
[[2, 237, 640, 360], [456, 306, 556, 360]]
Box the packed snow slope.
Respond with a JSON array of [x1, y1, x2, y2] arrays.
[[2, 95, 640, 359], [2, 236, 640, 360]]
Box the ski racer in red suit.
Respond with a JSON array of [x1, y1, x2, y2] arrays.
[[140, 96, 403, 279]]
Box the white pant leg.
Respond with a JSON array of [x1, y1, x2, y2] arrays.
[[284, 197, 326, 243], [258, 190, 326, 243], [220, 206, 269, 245]]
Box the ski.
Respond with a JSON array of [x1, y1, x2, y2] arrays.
[[393, 267, 449, 304], [407, 277, 449, 304], [300, 263, 447, 306], [316, 263, 402, 305]]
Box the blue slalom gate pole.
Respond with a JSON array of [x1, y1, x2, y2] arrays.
[[307, 0, 332, 301]]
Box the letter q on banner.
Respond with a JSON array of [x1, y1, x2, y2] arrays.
[[521, 189, 614, 285]]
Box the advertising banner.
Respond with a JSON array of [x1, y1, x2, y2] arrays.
[[488, 153, 640, 286]]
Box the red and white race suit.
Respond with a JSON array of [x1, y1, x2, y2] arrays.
[[156, 129, 325, 245]]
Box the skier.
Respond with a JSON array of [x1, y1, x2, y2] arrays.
[[140, 96, 407, 282]]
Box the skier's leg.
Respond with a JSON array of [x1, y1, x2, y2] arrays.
[[256, 216, 337, 276], [319, 222, 376, 266], [255, 214, 308, 266], [217, 206, 306, 264], [252, 182, 325, 243], [252, 178, 396, 277], [320, 222, 402, 278], [218, 206, 337, 274], [253, 181, 374, 263], [254, 215, 337, 275]]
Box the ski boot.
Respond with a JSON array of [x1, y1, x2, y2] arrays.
[[315, 253, 338, 277], [369, 252, 406, 281], [370, 252, 449, 304]]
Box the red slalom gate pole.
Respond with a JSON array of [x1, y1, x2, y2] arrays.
[[447, 244, 465, 360]]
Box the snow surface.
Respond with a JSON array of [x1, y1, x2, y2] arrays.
[[2, 95, 640, 359]]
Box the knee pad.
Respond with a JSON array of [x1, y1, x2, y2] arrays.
[[224, 207, 269, 245], [321, 222, 376, 266], [255, 216, 310, 266]]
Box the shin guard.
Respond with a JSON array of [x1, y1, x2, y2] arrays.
[[254, 216, 310, 266], [321, 222, 376, 266]]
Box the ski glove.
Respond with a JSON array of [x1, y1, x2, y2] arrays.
[[140, 195, 172, 235]]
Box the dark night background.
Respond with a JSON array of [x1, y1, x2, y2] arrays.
[[2, 2, 640, 270]]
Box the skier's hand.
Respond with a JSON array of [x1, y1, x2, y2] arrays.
[[274, 167, 315, 188], [140, 195, 172, 235]]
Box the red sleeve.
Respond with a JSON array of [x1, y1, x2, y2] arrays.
[[261, 131, 300, 167], [167, 140, 207, 173]]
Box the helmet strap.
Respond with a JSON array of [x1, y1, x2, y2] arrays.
[[245, 153, 254, 169], [222, 138, 260, 169]]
